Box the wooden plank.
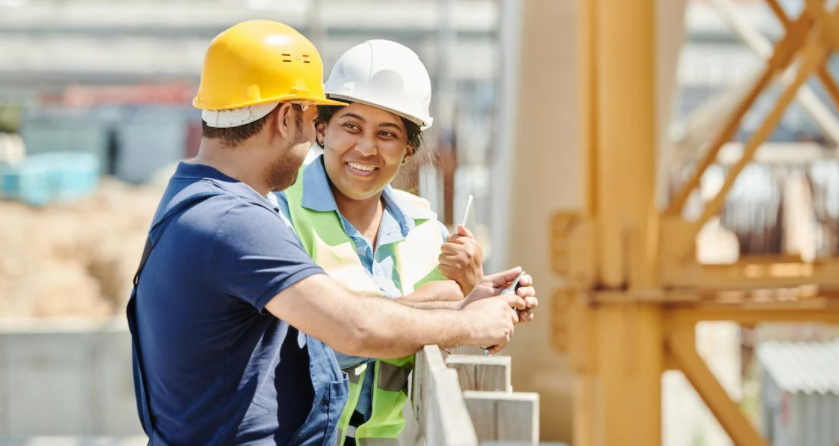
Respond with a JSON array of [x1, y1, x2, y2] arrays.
[[430, 368, 480, 446], [463, 391, 540, 444], [496, 393, 540, 443], [448, 345, 486, 356], [464, 393, 497, 440], [414, 345, 479, 446], [412, 347, 428, 430], [446, 354, 511, 391], [482, 443, 566, 446]]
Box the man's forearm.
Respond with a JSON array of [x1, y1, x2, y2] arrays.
[[396, 298, 460, 310], [266, 274, 478, 360], [349, 295, 474, 358]]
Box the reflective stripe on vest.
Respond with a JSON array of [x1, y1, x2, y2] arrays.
[[284, 163, 446, 446]]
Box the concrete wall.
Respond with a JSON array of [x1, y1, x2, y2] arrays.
[[0, 318, 142, 436], [491, 0, 581, 442]]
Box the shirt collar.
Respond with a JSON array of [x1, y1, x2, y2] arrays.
[[171, 161, 278, 212], [300, 156, 341, 213], [300, 156, 435, 238]]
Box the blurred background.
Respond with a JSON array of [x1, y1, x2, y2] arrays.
[[1, 0, 838, 445]]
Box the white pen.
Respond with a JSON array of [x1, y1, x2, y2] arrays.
[[460, 194, 474, 228]]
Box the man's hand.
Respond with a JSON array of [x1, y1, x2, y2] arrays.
[[462, 292, 519, 355], [459, 267, 524, 354], [461, 268, 538, 353], [438, 225, 484, 295]]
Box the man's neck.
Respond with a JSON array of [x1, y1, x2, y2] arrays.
[[193, 140, 271, 197]]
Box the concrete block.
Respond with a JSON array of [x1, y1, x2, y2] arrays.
[[0, 319, 141, 436], [90, 330, 143, 435], [0, 329, 8, 434], [0, 435, 148, 446], [1, 330, 95, 434]]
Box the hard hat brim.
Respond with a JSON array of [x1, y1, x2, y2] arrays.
[[312, 97, 349, 107], [325, 94, 432, 130], [200, 96, 349, 128], [194, 95, 348, 111]]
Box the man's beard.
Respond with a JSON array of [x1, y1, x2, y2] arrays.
[[265, 113, 307, 192]]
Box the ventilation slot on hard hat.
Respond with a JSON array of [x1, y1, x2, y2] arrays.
[[282, 53, 292, 63], [303, 54, 311, 64]]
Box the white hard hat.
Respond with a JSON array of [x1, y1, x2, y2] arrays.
[[324, 40, 433, 130]]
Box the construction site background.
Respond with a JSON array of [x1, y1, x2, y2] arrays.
[[2, 0, 839, 445]]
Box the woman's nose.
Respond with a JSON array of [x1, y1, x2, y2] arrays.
[[355, 137, 378, 156]]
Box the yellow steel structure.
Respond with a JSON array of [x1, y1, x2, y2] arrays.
[[552, 0, 839, 446]]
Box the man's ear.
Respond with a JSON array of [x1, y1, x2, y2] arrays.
[[315, 121, 327, 146], [275, 103, 295, 139]]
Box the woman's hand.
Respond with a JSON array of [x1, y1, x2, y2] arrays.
[[512, 272, 538, 324], [438, 225, 484, 295], [459, 269, 537, 321]]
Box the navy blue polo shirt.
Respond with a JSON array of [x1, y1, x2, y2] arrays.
[[134, 162, 327, 445]]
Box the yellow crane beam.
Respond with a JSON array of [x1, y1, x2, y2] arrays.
[[557, 1, 839, 445]]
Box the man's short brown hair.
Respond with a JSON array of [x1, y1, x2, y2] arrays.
[[201, 104, 303, 148]]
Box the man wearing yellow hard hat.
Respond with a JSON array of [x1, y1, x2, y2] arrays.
[[127, 20, 529, 445]]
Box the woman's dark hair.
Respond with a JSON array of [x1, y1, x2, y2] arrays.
[[316, 104, 425, 153]]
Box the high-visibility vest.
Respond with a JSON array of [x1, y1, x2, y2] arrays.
[[284, 163, 447, 446]]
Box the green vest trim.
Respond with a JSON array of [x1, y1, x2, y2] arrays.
[[284, 163, 447, 446]]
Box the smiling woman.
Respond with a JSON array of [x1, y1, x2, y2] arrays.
[[317, 102, 423, 203], [273, 39, 491, 446]]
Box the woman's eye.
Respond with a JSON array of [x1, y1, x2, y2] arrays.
[[379, 131, 397, 139], [342, 123, 359, 131]]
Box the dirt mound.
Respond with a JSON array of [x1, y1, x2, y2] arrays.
[[0, 178, 162, 318]]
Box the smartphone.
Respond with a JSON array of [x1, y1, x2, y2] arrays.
[[500, 271, 526, 295]]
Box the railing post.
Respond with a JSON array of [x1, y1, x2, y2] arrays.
[[413, 346, 540, 445]]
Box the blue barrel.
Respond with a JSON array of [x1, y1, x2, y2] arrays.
[[0, 153, 99, 207]]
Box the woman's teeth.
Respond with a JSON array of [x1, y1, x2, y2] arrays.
[[348, 163, 377, 172]]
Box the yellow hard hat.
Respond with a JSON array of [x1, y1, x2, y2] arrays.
[[194, 20, 345, 127]]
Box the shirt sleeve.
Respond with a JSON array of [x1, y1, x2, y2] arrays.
[[210, 202, 324, 312]]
